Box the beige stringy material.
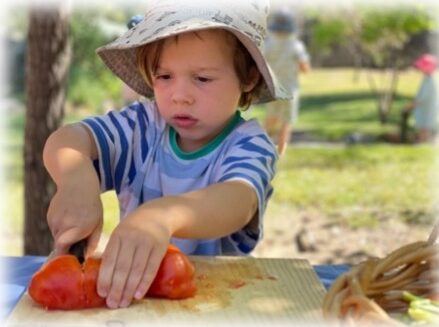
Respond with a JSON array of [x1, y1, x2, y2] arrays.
[[322, 222, 439, 326]]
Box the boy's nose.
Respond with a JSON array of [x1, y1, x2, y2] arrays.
[[171, 80, 194, 105]]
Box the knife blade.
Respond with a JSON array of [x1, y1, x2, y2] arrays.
[[69, 239, 87, 264]]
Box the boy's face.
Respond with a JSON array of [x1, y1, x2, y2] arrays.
[[152, 30, 251, 152]]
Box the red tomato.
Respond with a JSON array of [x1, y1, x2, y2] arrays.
[[82, 257, 106, 308], [28, 255, 85, 309], [28, 245, 196, 310], [147, 249, 197, 299]]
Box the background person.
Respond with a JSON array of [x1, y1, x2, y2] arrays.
[[403, 54, 438, 143], [264, 8, 311, 155]]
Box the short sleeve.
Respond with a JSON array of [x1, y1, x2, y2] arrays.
[[81, 100, 158, 194], [215, 128, 278, 254]]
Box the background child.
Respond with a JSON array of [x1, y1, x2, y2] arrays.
[[43, 0, 289, 309], [403, 54, 438, 142], [264, 8, 311, 155]]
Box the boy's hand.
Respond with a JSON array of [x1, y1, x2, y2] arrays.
[[97, 208, 172, 309], [47, 173, 103, 258], [44, 123, 103, 258]]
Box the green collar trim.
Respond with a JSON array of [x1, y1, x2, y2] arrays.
[[170, 111, 243, 160]]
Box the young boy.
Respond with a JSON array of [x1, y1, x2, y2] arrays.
[[43, 0, 289, 309]]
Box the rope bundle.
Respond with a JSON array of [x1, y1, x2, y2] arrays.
[[322, 223, 439, 325]]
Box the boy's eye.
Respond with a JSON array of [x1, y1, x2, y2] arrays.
[[195, 76, 211, 83], [155, 74, 171, 80]]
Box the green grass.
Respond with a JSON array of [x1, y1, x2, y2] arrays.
[[244, 68, 426, 141], [3, 68, 438, 255], [275, 145, 438, 227]]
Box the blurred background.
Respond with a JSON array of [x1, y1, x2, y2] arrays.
[[1, 0, 438, 265]]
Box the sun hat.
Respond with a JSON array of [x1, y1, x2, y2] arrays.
[[413, 54, 437, 74], [268, 8, 296, 33], [96, 0, 290, 104]]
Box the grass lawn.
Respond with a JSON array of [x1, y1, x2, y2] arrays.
[[2, 68, 438, 255], [275, 145, 438, 227], [245, 68, 425, 140]]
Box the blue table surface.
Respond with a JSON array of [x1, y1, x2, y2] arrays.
[[0, 256, 349, 321]]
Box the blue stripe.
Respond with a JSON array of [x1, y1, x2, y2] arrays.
[[95, 117, 115, 143], [234, 134, 277, 172], [230, 232, 253, 254], [223, 156, 274, 177], [138, 102, 150, 123], [238, 242, 253, 254], [240, 142, 276, 165], [236, 135, 253, 145], [245, 229, 259, 240], [122, 106, 140, 185], [139, 187, 144, 205], [108, 112, 128, 193], [135, 106, 149, 161], [93, 159, 101, 183], [255, 133, 273, 146], [83, 119, 113, 190], [224, 162, 269, 190], [231, 231, 243, 243], [267, 187, 274, 199], [254, 134, 278, 172], [120, 111, 136, 130], [128, 160, 136, 184]]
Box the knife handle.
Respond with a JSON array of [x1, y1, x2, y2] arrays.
[[69, 239, 87, 264]]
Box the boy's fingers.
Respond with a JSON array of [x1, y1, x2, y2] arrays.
[[54, 227, 83, 255], [120, 247, 150, 306], [98, 236, 120, 299], [105, 241, 135, 308], [134, 247, 165, 300]]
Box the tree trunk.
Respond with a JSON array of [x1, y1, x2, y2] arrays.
[[24, 4, 71, 255], [367, 68, 400, 125]]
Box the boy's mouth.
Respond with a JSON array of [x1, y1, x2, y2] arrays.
[[172, 115, 198, 128]]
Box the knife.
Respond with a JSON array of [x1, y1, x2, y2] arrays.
[[69, 239, 87, 264]]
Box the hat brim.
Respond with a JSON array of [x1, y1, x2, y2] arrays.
[[96, 19, 290, 104]]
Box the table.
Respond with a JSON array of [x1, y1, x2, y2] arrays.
[[0, 255, 349, 321]]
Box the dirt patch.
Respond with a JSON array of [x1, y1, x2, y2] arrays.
[[252, 206, 434, 265]]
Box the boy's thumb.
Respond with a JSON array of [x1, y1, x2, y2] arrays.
[[54, 228, 84, 255]]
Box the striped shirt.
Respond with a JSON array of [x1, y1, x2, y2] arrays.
[[82, 99, 277, 255]]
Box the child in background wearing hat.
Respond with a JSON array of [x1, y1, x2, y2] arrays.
[[264, 8, 311, 155], [43, 0, 289, 309], [403, 54, 438, 142]]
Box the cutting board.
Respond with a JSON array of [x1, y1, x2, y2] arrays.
[[6, 256, 327, 326]]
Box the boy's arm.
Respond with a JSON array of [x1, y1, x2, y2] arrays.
[[43, 123, 99, 180], [142, 180, 258, 239], [43, 123, 103, 256], [98, 179, 258, 309]]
